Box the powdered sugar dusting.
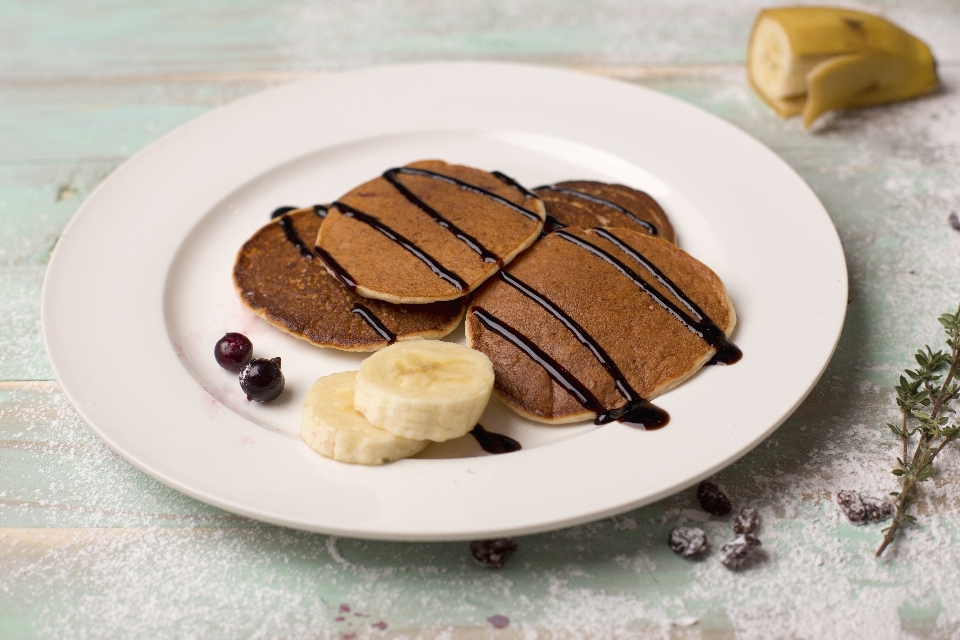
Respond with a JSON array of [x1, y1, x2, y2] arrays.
[[6, 52, 960, 640]]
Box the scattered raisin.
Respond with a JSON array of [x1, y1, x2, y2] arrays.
[[837, 490, 892, 523], [469, 539, 518, 568], [733, 507, 760, 535], [719, 533, 761, 569], [697, 481, 732, 516], [668, 526, 708, 558], [949, 211, 960, 231]]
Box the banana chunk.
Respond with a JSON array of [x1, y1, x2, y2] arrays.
[[354, 340, 494, 442], [301, 371, 429, 465], [748, 7, 938, 127]]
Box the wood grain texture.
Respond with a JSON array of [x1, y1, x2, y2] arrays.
[[1, 0, 957, 81], [2, 0, 960, 637]]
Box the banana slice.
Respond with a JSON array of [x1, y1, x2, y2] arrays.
[[354, 340, 494, 442], [748, 7, 938, 127], [301, 371, 429, 465]]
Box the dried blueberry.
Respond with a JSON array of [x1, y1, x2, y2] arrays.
[[239, 357, 284, 402], [214, 333, 253, 372], [669, 526, 707, 558], [733, 507, 760, 535], [719, 533, 761, 569], [837, 490, 892, 524], [470, 539, 518, 568], [697, 481, 732, 516]]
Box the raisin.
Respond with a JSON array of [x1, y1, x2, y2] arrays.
[[949, 211, 960, 231], [696, 481, 732, 516], [837, 490, 892, 524], [668, 526, 707, 558], [719, 533, 761, 569], [733, 507, 760, 535], [470, 539, 518, 568]]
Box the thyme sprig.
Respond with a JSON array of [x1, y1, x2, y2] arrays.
[[876, 304, 960, 557]]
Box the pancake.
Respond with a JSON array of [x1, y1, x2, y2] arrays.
[[233, 207, 465, 352], [315, 160, 545, 304], [465, 227, 738, 425], [534, 181, 676, 243]]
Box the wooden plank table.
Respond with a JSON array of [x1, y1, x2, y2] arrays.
[[2, 1, 959, 637]]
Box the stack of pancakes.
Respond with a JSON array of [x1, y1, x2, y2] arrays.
[[234, 160, 738, 426]]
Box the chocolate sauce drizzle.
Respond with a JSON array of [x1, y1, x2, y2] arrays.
[[393, 167, 541, 221], [383, 168, 499, 264], [492, 171, 538, 200], [472, 306, 668, 429], [471, 424, 522, 454], [269, 205, 394, 346], [555, 230, 741, 364], [542, 214, 567, 236], [537, 185, 658, 236], [312, 244, 357, 290], [350, 304, 396, 344], [277, 216, 316, 260], [499, 271, 636, 402], [271, 206, 298, 219], [328, 200, 468, 292], [591, 228, 742, 365], [317, 167, 545, 292]]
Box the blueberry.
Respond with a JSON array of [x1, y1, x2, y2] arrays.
[[239, 357, 284, 402], [214, 333, 253, 372]]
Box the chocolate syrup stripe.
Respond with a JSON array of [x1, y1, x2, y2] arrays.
[[591, 227, 741, 365], [471, 306, 668, 428], [268, 207, 362, 292], [471, 424, 521, 454], [383, 169, 499, 264], [330, 200, 467, 292], [492, 171, 538, 199], [592, 227, 704, 321], [350, 304, 396, 344], [537, 185, 658, 235], [270, 209, 395, 340], [277, 216, 317, 260], [556, 230, 742, 365], [271, 206, 298, 219], [472, 307, 604, 413], [556, 231, 715, 343], [498, 270, 637, 402], [393, 167, 542, 222]]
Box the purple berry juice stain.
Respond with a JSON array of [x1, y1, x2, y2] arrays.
[[488, 615, 510, 629]]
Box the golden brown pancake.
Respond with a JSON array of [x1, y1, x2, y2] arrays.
[[465, 227, 737, 424], [315, 160, 545, 304], [534, 181, 675, 243], [233, 208, 465, 351]]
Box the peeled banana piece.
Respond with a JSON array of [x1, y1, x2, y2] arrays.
[[301, 371, 429, 465], [748, 7, 938, 127], [354, 340, 494, 442]]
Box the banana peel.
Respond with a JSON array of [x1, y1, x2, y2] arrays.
[[748, 6, 938, 127]]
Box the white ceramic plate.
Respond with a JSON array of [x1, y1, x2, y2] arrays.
[[42, 62, 846, 541]]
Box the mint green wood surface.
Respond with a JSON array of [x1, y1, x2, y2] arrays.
[[2, 1, 960, 637]]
